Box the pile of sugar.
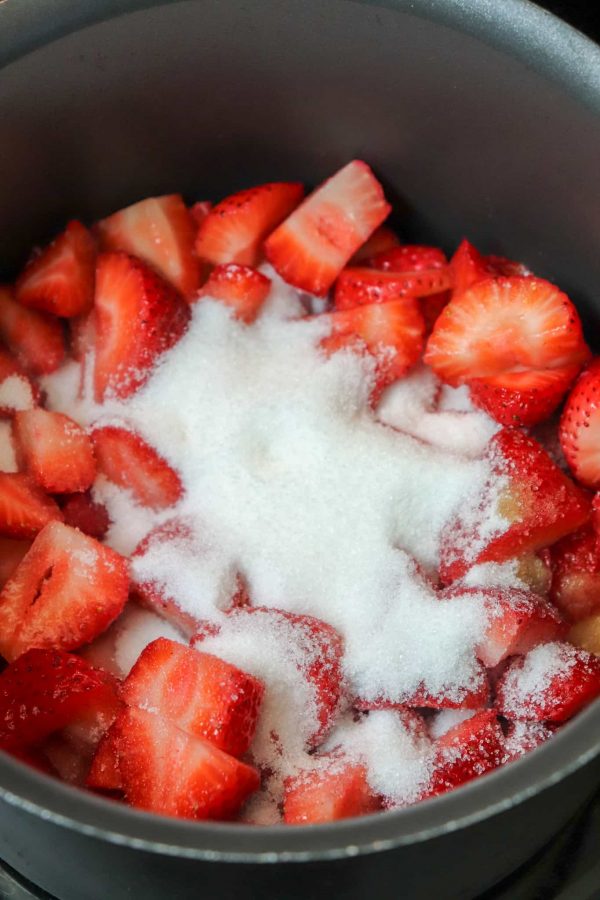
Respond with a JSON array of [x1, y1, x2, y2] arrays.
[[499, 642, 578, 715], [41, 270, 511, 806]]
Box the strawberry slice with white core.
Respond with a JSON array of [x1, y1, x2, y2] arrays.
[[93, 252, 190, 401], [265, 161, 391, 295], [333, 266, 453, 311], [560, 358, 600, 488], [15, 220, 96, 317], [424, 710, 504, 798], [91, 425, 183, 510], [196, 182, 304, 267], [13, 408, 96, 494], [469, 365, 581, 427], [113, 706, 260, 820], [495, 641, 600, 723], [0, 520, 129, 661], [350, 225, 400, 264], [283, 757, 380, 824], [196, 263, 271, 323], [0, 286, 65, 375], [0, 472, 63, 540]]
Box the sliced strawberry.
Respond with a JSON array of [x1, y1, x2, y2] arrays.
[[265, 161, 391, 295], [59, 491, 110, 540], [440, 428, 591, 583], [425, 277, 589, 388], [69, 311, 96, 362], [469, 365, 580, 427], [425, 710, 504, 798], [0, 520, 129, 661], [559, 358, 600, 488], [97, 194, 200, 298], [122, 637, 264, 757], [349, 225, 400, 264], [355, 660, 489, 712], [91, 425, 183, 510], [0, 472, 63, 540], [190, 201, 213, 229], [548, 525, 600, 623], [93, 252, 190, 402], [0, 537, 31, 589], [196, 182, 304, 267], [13, 408, 96, 494], [62, 675, 122, 753], [196, 263, 271, 323], [114, 706, 260, 820], [333, 266, 452, 311], [0, 348, 40, 416], [495, 641, 600, 723], [502, 721, 554, 763], [450, 239, 528, 296], [0, 648, 117, 750], [283, 758, 380, 824], [15, 221, 96, 317], [368, 244, 448, 274], [87, 723, 122, 791], [0, 286, 65, 375]]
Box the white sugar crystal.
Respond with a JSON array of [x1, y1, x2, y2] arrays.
[[113, 605, 185, 676], [429, 708, 476, 740]]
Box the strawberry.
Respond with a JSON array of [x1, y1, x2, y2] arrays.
[[514, 552, 553, 597], [15, 221, 96, 317], [0, 348, 40, 416], [196, 182, 304, 267], [265, 161, 391, 295], [469, 365, 581, 427], [96, 194, 200, 298], [450, 239, 528, 296], [91, 425, 183, 510], [569, 612, 600, 657], [355, 660, 489, 711], [495, 641, 600, 723], [0, 520, 129, 661], [0, 648, 117, 750], [196, 263, 271, 323], [93, 252, 190, 402], [69, 311, 96, 362], [548, 525, 600, 622], [0, 286, 65, 375], [349, 225, 400, 264], [559, 358, 600, 488], [113, 706, 260, 820], [502, 721, 554, 763], [333, 266, 453, 311], [424, 277, 589, 389], [59, 491, 110, 539], [440, 428, 591, 583], [0, 537, 31, 589], [43, 735, 92, 786], [190, 201, 213, 228], [121, 637, 264, 757], [87, 723, 122, 791], [13, 408, 96, 494], [283, 758, 380, 824], [425, 710, 504, 797], [62, 674, 122, 753], [0, 472, 63, 540], [368, 244, 448, 274]]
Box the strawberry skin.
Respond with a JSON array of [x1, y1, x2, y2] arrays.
[[0, 648, 117, 750], [560, 358, 600, 488], [196, 181, 304, 267], [13, 408, 96, 494], [469, 365, 581, 427], [59, 491, 110, 540], [368, 244, 448, 274], [0, 472, 63, 540], [92, 425, 183, 510], [87, 724, 122, 791], [197, 263, 271, 323], [122, 637, 264, 757], [113, 707, 260, 820], [283, 759, 380, 824], [549, 525, 600, 622], [450, 239, 528, 296], [265, 161, 391, 295], [15, 221, 96, 317], [93, 252, 190, 401], [0, 520, 129, 661], [0, 286, 65, 375], [97, 194, 200, 299], [333, 265, 452, 311], [425, 710, 504, 798]]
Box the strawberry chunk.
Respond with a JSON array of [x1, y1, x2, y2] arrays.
[[503, 721, 554, 763], [265, 161, 391, 295], [87, 724, 122, 791], [0, 537, 31, 589], [113, 706, 260, 820], [425, 710, 504, 797], [0, 348, 39, 416], [13, 409, 96, 493], [569, 612, 600, 657], [333, 266, 452, 311], [196, 182, 304, 267], [91, 425, 183, 510], [495, 641, 600, 723], [62, 674, 122, 753], [425, 277, 589, 390], [96, 194, 200, 299], [368, 244, 448, 274], [470, 365, 581, 428], [549, 525, 600, 622], [355, 659, 489, 711], [69, 311, 96, 362], [15, 221, 96, 317], [0, 286, 65, 375], [122, 637, 264, 757], [0, 648, 117, 750], [196, 263, 271, 323], [349, 225, 400, 264], [190, 201, 213, 228], [450, 239, 529, 296], [0, 472, 63, 540], [93, 252, 190, 402], [59, 491, 110, 540], [560, 358, 600, 488], [283, 758, 380, 824], [0, 521, 129, 661]]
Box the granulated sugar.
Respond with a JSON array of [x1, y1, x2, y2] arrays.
[[0, 375, 35, 413], [500, 642, 576, 709]]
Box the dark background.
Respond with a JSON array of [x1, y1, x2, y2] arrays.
[[540, 1, 598, 39]]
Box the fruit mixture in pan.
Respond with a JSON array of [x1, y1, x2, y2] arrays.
[[2, 161, 600, 825]]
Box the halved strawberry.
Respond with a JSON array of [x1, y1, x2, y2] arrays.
[[190, 201, 213, 228], [548, 525, 600, 623], [425, 710, 504, 798], [503, 721, 554, 763], [0, 537, 31, 589], [355, 660, 489, 712], [122, 637, 264, 757], [113, 706, 260, 820], [265, 161, 391, 295], [0, 472, 63, 540], [0, 348, 40, 416], [333, 266, 452, 311], [0, 286, 65, 375], [91, 425, 183, 510], [196, 263, 271, 323], [425, 277, 589, 388], [59, 491, 110, 540], [93, 252, 190, 402], [196, 182, 304, 267], [495, 641, 600, 723], [349, 225, 400, 264], [560, 358, 600, 488], [96, 195, 200, 298], [283, 758, 380, 824], [13, 408, 96, 494], [0, 520, 129, 661], [15, 221, 96, 317], [450, 239, 528, 296], [469, 365, 581, 427], [0, 648, 117, 750], [87, 724, 122, 791]]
